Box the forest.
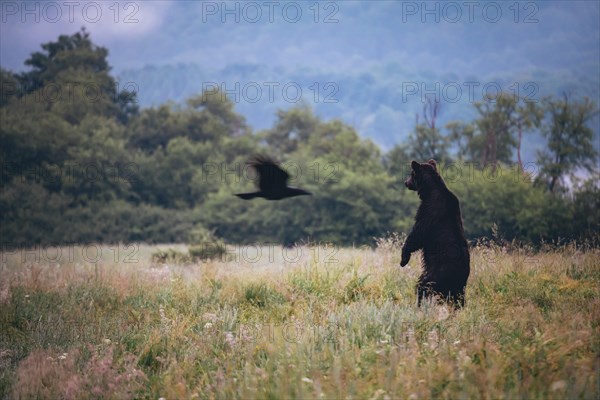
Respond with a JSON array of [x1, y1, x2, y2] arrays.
[[1, 30, 598, 247]]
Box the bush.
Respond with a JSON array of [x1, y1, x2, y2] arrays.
[[243, 282, 285, 308], [188, 242, 227, 261], [187, 226, 228, 261], [150, 248, 192, 265]]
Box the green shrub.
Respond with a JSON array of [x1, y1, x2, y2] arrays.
[[342, 274, 370, 303], [188, 242, 227, 261], [243, 282, 285, 308], [187, 226, 228, 261], [151, 248, 192, 264]]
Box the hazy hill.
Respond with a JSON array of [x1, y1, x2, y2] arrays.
[[3, 1, 598, 160], [117, 62, 599, 161]]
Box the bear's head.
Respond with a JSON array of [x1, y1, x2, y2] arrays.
[[404, 159, 438, 192]]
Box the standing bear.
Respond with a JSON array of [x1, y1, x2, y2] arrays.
[[400, 159, 470, 307]]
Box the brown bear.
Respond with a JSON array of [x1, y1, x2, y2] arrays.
[[400, 159, 470, 307]]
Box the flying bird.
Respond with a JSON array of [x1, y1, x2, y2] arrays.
[[235, 156, 312, 200]]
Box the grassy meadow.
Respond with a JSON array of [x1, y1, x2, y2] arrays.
[[0, 239, 598, 399]]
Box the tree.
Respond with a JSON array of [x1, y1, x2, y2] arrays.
[[1, 29, 139, 244], [383, 143, 410, 182], [126, 104, 184, 152], [536, 94, 599, 193], [514, 100, 543, 175], [262, 106, 319, 154], [474, 94, 521, 169], [448, 94, 542, 172], [405, 98, 450, 163], [128, 90, 251, 154], [571, 173, 600, 239], [201, 108, 402, 246], [19, 28, 109, 90], [446, 120, 475, 161], [187, 89, 249, 138], [60, 116, 134, 205], [0, 68, 19, 108], [448, 166, 570, 243], [16, 28, 137, 124]]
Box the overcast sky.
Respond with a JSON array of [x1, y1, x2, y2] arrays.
[[2, 1, 598, 80]]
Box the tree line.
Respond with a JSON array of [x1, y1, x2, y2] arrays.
[[1, 30, 598, 247]]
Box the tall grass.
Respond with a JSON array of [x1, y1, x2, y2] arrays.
[[0, 241, 598, 399]]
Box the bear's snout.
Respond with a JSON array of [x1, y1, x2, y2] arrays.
[[405, 178, 417, 191]]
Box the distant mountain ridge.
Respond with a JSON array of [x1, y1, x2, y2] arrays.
[[117, 62, 599, 162], [2, 0, 597, 162]]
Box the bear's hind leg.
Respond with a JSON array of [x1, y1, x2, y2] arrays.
[[416, 283, 429, 306], [417, 279, 438, 306], [446, 287, 466, 308]]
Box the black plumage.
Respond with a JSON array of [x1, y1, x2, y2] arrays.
[[235, 156, 312, 200]]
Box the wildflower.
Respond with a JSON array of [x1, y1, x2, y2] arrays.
[[240, 323, 260, 342], [203, 312, 218, 322], [427, 329, 439, 349], [224, 331, 237, 348], [255, 367, 267, 380], [369, 389, 386, 400], [378, 334, 391, 345], [0, 286, 10, 304], [436, 305, 450, 320], [159, 306, 169, 324]]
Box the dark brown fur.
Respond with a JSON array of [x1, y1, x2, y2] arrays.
[[401, 160, 470, 307]]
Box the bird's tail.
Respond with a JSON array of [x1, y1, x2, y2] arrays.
[[235, 192, 261, 200]]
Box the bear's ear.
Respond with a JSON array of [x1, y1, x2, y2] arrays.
[[411, 160, 420, 171], [427, 159, 437, 170]]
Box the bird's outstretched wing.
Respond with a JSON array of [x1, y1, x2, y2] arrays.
[[235, 192, 259, 200], [249, 155, 289, 192]]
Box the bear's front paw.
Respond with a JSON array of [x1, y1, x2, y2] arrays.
[[400, 251, 410, 267]]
